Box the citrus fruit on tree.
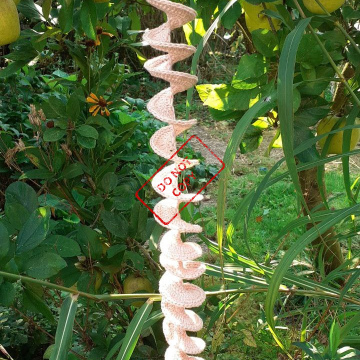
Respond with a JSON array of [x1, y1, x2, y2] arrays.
[[123, 274, 154, 307], [317, 117, 360, 155], [303, 0, 345, 14], [0, 0, 20, 46], [242, 0, 282, 33]]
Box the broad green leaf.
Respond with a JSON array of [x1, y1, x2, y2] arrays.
[[116, 300, 153, 360], [25, 252, 67, 279], [67, 92, 81, 122], [101, 173, 118, 192], [0, 60, 29, 78], [44, 128, 67, 142], [232, 54, 269, 89], [0, 282, 15, 306], [76, 125, 99, 139], [5, 181, 38, 219], [19, 169, 54, 180], [218, 0, 242, 29], [196, 84, 261, 111], [50, 294, 78, 360], [252, 29, 279, 58], [186, 0, 238, 118], [101, 210, 129, 238], [80, 1, 97, 40], [42, 0, 52, 19], [61, 163, 84, 179], [23, 287, 55, 323], [0, 222, 10, 259], [16, 207, 51, 254], [77, 135, 97, 149], [44, 235, 82, 257], [76, 225, 102, 260], [58, 0, 74, 33]]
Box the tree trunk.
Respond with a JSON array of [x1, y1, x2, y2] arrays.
[[298, 167, 344, 274]]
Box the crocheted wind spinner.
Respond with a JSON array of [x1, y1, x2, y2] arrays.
[[143, 0, 206, 359]]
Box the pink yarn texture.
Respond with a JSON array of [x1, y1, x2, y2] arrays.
[[143, 0, 206, 359]]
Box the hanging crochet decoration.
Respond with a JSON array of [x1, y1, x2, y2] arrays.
[[143, 0, 207, 359]]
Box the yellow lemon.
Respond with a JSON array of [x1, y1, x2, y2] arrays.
[[123, 274, 154, 308], [242, 0, 282, 32], [13, 0, 21, 5], [303, 0, 345, 14], [317, 117, 360, 155], [0, 0, 20, 46]]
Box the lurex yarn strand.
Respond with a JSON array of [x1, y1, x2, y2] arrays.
[[143, 1, 206, 359]]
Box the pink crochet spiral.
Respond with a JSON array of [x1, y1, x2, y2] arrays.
[[143, 1, 206, 359]]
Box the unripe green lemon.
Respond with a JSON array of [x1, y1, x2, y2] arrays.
[[0, 0, 20, 46], [242, 0, 282, 32], [317, 117, 360, 155], [123, 274, 154, 308], [303, 0, 345, 14]]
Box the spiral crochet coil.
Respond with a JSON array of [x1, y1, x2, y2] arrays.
[[143, 1, 206, 359]]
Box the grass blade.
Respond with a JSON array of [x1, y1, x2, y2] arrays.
[[265, 203, 360, 352], [217, 94, 277, 270], [116, 299, 153, 360], [49, 294, 78, 360], [277, 18, 310, 211]]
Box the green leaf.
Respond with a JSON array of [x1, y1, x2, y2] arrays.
[[266, 18, 311, 351], [329, 321, 341, 358], [25, 252, 67, 279], [232, 54, 269, 89], [76, 125, 99, 139], [101, 210, 129, 238], [18, 0, 43, 20], [23, 287, 55, 323], [76, 225, 102, 260], [50, 294, 78, 360], [80, 1, 97, 40], [0, 60, 29, 78], [265, 203, 359, 350], [101, 172, 118, 192], [43, 128, 67, 142], [61, 163, 84, 179], [42, 0, 52, 19], [16, 207, 51, 254], [0, 282, 15, 306], [218, 0, 242, 29], [123, 251, 144, 271], [67, 92, 81, 121], [296, 33, 324, 67], [77, 135, 97, 149], [58, 0, 74, 33], [252, 29, 279, 57], [19, 169, 54, 180], [216, 92, 277, 275], [42, 97, 67, 119], [240, 125, 263, 154], [116, 300, 153, 360], [186, 0, 238, 118], [196, 84, 261, 111], [5, 181, 38, 217], [0, 222, 10, 259], [45, 235, 82, 257]]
